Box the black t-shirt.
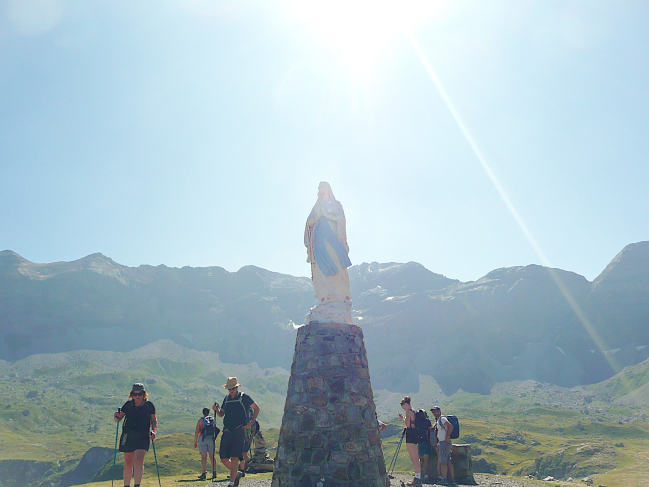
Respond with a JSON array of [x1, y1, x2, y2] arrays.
[[121, 399, 156, 434], [221, 392, 254, 431]]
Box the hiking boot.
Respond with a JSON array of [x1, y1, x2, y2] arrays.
[[198, 472, 207, 480], [233, 470, 243, 487]]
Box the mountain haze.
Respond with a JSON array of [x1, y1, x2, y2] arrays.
[[1, 242, 648, 394], [0, 250, 312, 367]]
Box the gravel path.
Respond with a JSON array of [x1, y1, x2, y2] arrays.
[[174, 472, 558, 487], [473, 474, 556, 486], [388, 473, 550, 486]]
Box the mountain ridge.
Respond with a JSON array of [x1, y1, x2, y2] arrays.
[[1, 242, 648, 394]]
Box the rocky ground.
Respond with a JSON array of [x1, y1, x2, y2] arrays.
[[388, 473, 556, 486], [174, 472, 564, 486]]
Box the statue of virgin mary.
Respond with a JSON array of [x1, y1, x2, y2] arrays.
[[304, 182, 353, 324]]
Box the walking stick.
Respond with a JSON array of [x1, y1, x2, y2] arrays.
[[212, 439, 217, 478], [112, 408, 121, 487], [388, 428, 406, 479], [151, 434, 162, 487]]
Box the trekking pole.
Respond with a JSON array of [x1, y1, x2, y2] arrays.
[[211, 429, 217, 478], [387, 429, 403, 479], [151, 435, 162, 487], [214, 440, 219, 479], [111, 408, 121, 487], [388, 428, 406, 479]]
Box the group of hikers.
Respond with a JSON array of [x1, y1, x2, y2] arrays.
[[113, 377, 269, 487], [397, 395, 457, 486], [112, 382, 457, 487]]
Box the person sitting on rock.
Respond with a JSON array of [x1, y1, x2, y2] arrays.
[[245, 419, 274, 472]]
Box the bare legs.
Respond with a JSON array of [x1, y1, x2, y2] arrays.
[[221, 457, 240, 483], [420, 453, 430, 478], [123, 449, 146, 486], [200, 451, 216, 475], [406, 443, 421, 475], [440, 460, 454, 480]]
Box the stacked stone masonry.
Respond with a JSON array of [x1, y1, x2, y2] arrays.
[[272, 322, 389, 487]]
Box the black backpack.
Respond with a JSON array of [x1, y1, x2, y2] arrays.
[[414, 409, 432, 443], [221, 393, 253, 430], [438, 415, 460, 439], [202, 416, 220, 440]]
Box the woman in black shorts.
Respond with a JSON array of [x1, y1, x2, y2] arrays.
[[113, 383, 157, 487], [398, 396, 422, 486]]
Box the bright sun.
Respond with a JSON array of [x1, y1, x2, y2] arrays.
[[282, 0, 446, 72]]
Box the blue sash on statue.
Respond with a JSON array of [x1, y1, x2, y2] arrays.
[[313, 218, 352, 277]]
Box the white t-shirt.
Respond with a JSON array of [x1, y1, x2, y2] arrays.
[[436, 416, 450, 442]]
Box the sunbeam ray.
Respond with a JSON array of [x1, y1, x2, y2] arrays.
[[407, 33, 621, 376]]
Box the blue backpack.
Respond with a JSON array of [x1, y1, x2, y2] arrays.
[[202, 416, 220, 440]]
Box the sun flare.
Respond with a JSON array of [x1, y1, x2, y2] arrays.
[[282, 0, 446, 72]]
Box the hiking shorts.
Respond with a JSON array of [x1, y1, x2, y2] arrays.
[[438, 441, 451, 463], [418, 440, 433, 456], [220, 429, 245, 460], [198, 436, 215, 454], [405, 428, 419, 444], [119, 431, 150, 453]]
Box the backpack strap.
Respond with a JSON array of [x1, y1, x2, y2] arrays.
[[223, 393, 251, 428]]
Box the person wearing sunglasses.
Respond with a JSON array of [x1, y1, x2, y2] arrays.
[[113, 383, 157, 487], [213, 377, 260, 487]]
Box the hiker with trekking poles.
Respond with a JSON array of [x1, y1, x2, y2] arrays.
[[113, 383, 158, 487], [195, 407, 220, 481], [213, 377, 260, 487], [398, 396, 423, 486]]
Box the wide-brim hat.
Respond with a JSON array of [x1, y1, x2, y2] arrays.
[[223, 377, 241, 389], [132, 383, 145, 392]]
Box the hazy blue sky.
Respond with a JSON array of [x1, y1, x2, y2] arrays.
[[1, 0, 648, 282]]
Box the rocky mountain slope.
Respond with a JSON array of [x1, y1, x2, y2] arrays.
[[0, 251, 312, 368], [357, 243, 649, 393], [1, 242, 648, 394]]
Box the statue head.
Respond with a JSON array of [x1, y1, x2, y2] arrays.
[[317, 181, 335, 202]]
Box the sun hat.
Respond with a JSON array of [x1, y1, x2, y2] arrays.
[[132, 383, 145, 392], [223, 377, 241, 389]]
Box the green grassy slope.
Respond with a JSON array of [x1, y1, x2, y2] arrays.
[[0, 341, 288, 463], [586, 357, 649, 408], [375, 372, 649, 487], [2, 342, 649, 487]]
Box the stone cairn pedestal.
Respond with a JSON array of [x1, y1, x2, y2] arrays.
[[272, 322, 388, 487]]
